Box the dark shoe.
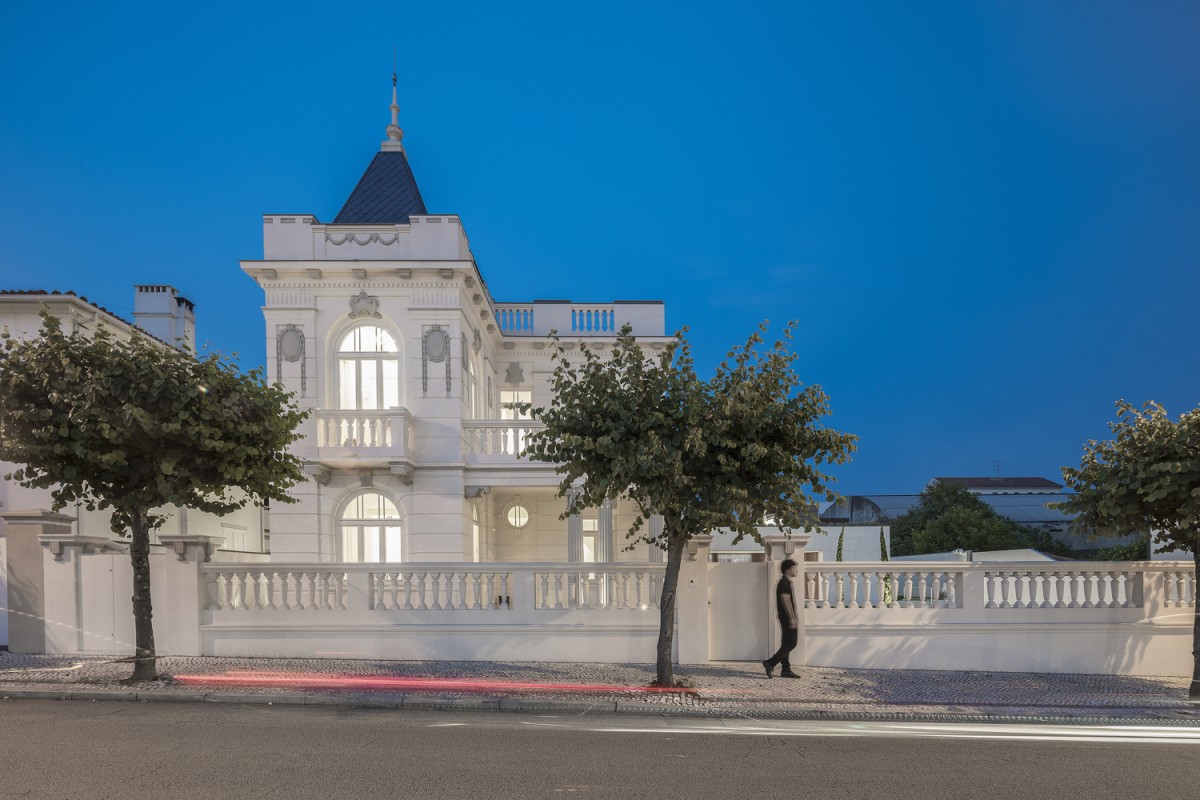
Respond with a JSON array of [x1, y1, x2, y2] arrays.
[[780, 671, 801, 678], [761, 660, 774, 678]]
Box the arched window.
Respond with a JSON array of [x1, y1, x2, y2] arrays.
[[337, 325, 401, 410], [339, 491, 402, 563]]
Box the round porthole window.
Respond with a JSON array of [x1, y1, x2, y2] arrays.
[[506, 501, 531, 529]]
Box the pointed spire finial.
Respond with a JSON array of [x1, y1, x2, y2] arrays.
[[383, 71, 405, 151]]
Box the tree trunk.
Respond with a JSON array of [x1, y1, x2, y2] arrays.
[[654, 530, 687, 687], [126, 509, 158, 683], [1191, 550, 1199, 702]]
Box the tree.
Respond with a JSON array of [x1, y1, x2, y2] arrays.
[[525, 323, 857, 686], [889, 482, 1072, 557], [1057, 400, 1200, 700], [0, 314, 307, 681]]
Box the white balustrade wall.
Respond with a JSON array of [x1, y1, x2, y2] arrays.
[[197, 562, 666, 662], [805, 565, 959, 609], [801, 561, 1196, 677], [9, 527, 1195, 677], [533, 568, 661, 611]]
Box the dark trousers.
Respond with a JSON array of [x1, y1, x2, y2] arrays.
[[765, 625, 798, 671]]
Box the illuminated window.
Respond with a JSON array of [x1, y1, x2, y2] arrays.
[[500, 390, 532, 453], [337, 325, 401, 410], [582, 517, 598, 563], [339, 492, 402, 563], [506, 500, 531, 529], [500, 389, 532, 420]]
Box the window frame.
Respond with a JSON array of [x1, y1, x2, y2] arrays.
[[335, 323, 402, 411], [338, 490, 404, 563]]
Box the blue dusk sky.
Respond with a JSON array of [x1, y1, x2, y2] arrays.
[[1, 1, 1197, 495]]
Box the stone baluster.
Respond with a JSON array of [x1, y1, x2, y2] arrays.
[[411, 573, 424, 610], [371, 572, 385, 610], [1080, 574, 1096, 608], [1031, 573, 1046, 608], [456, 573, 468, 610], [434, 572, 446, 609], [389, 572, 402, 610], [1011, 572, 1026, 609], [263, 571, 278, 610]]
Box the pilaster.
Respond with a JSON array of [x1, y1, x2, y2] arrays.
[[598, 499, 614, 562], [155, 534, 222, 657], [566, 487, 583, 563], [676, 534, 712, 664]]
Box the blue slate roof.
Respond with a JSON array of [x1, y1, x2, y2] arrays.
[[332, 150, 427, 224]]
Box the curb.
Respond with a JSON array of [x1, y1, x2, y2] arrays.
[[2, 686, 1197, 727]]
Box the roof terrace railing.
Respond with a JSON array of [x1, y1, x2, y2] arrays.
[[493, 300, 665, 337]]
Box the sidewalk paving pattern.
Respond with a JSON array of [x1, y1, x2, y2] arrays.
[[1, 652, 1196, 725]]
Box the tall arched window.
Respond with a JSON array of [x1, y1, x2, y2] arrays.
[[339, 492, 402, 562], [337, 325, 401, 410]]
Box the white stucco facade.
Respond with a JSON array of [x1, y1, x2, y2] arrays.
[[243, 133, 671, 568]]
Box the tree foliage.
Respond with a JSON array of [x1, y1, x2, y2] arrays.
[[889, 482, 1072, 557], [0, 313, 308, 680], [1058, 400, 1200, 699], [525, 323, 857, 685]]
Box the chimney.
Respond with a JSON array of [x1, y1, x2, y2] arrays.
[[132, 285, 196, 353]]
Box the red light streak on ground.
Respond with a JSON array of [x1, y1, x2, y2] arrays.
[[173, 671, 698, 695]]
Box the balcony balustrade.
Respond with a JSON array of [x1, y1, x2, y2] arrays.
[[314, 409, 415, 461], [463, 420, 545, 462]]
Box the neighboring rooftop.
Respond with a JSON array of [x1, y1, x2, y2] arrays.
[[933, 477, 1064, 493], [0, 289, 134, 328], [0, 287, 194, 351]]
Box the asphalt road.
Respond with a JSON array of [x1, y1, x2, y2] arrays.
[[0, 699, 1195, 799]]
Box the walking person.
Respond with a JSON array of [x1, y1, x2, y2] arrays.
[[763, 558, 800, 678]]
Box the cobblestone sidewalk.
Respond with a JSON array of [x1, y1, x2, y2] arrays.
[[1, 651, 1195, 724]]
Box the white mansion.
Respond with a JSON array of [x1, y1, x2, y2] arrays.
[[0, 86, 1192, 675], [251, 85, 673, 569]]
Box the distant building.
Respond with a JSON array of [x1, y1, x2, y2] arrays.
[[932, 476, 1063, 495], [821, 476, 1139, 555], [0, 287, 269, 555]]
